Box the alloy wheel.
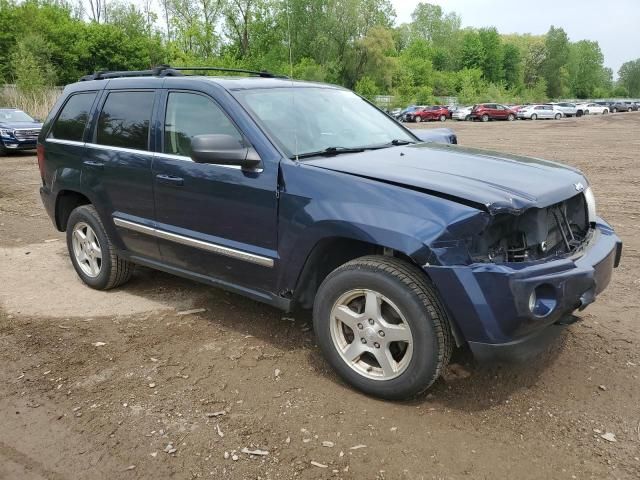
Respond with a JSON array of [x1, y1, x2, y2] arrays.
[[71, 222, 102, 277], [329, 289, 413, 381]]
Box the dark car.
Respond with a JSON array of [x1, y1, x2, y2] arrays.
[[37, 66, 622, 400], [410, 106, 450, 123], [609, 101, 631, 113], [470, 103, 517, 122], [624, 101, 639, 112], [0, 108, 43, 155]]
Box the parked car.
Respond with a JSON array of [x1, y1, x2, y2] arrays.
[[0, 108, 43, 155], [609, 101, 630, 113], [397, 105, 422, 121], [576, 103, 609, 115], [451, 105, 473, 121], [410, 127, 457, 144], [470, 103, 517, 122], [624, 102, 638, 111], [518, 104, 564, 120], [410, 105, 450, 123], [37, 66, 622, 400], [548, 102, 580, 117]]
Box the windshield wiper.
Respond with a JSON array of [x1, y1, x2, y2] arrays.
[[389, 139, 415, 146], [293, 146, 366, 160]]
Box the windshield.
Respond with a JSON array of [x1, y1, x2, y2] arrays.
[[0, 109, 34, 123], [235, 87, 415, 158]]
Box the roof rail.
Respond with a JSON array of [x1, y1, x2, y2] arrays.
[[79, 65, 286, 82]]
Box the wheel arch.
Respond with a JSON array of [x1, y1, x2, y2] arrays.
[[54, 189, 92, 231]]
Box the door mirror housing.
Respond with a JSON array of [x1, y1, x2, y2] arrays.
[[190, 134, 261, 170]]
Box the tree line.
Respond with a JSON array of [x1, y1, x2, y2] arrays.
[[1, 0, 639, 106]]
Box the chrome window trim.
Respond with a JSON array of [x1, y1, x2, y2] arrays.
[[85, 142, 155, 156], [113, 217, 274, 268], [46, 138, 86, 147]]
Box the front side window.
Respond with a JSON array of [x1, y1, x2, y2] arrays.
[[164, 92, 242, 157], [235, 87, 414, 158], [96, 91, 154, 151], [50, 92, 97, 141]]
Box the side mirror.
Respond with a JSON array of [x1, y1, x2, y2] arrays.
[[190, 134, 261, 170]]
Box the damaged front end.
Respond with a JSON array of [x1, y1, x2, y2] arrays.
[[424, 186, 621, 362], [470, 189, 593, 264]]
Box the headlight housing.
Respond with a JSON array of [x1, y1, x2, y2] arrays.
[[0, 128, 14, 137], [584, 186, 597, 223]]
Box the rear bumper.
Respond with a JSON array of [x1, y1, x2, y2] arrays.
[[427, 219, 622, 361]]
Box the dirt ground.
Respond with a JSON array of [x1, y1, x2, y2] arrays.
[[1, 113, 639, 480]]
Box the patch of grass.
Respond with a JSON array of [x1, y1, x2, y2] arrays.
[[0, 85, 62, 120]]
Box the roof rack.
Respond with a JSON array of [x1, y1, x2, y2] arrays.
[[79, 65, 287, 82]]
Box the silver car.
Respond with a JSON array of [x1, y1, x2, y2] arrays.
[[451, 106, 472, 121], [518, 104, 563, 120]]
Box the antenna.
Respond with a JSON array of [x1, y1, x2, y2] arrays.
[[285, 0, 299, 161]]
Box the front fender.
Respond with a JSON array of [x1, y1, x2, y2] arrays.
[[276, 161, 487, 291]]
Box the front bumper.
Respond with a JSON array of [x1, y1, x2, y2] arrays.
[[1, 139, 38, 150], [427, 219, 622, 361]]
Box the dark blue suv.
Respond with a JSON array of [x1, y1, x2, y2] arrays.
[[37, 67, 622, 399], [0, 108, 42, 155]]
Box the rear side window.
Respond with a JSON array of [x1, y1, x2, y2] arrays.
[[50, 92, 97, 141], [96, 91, 154, 151], [164, 92, 242, 157]]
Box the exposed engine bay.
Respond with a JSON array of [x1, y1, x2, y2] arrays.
[[472, 193, 591, 263]]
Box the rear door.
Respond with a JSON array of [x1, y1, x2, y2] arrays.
[[495, 104, 508, 119], [82, 88, 160, 259], [151, 89, 278, 291]]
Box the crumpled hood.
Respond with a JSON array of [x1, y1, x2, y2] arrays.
[[0, 121, 42, 130], [304, 143, 587, 214]]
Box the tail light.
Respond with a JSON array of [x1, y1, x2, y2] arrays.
[[37, 143, 46, 178]]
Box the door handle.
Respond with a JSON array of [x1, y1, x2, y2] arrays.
[[156, 174, 184, 186], [83, 160, 104, 169]]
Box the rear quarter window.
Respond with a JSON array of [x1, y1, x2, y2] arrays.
[[95, 91, 155, 151], [50, 92, 98, 142]]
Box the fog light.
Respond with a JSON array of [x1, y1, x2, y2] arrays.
[[529, 284, 557, 318]]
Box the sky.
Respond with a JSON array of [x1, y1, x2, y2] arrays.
[[391, 0, 640, 75]]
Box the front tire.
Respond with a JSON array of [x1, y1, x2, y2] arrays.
[[603, 109, 608, 114], [0, 142, 7, 156], [554, 113, 562, 120], [313, 256, 452, 400], [414, 116, 422, 123], [439, 115, 446, 122], [507, 114, 515, 121], [66, 205, 134, 290]]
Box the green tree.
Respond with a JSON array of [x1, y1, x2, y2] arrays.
[[355, 75, 378, 101], [542, 26, 570, 97], [502, 43, 522, 89], [618, 59, 640, 97], [478, 27, 503, 83], [459, 29, 484, 70], [568, 40, 606, 98]]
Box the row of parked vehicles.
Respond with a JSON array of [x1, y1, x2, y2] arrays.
[[393, 100, 640, 123]]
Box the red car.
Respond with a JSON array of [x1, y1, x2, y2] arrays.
[[411, 106, 450, 123], [470, 103, 517, 122]]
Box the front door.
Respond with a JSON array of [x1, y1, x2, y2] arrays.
[[151, 90, 279, 292]]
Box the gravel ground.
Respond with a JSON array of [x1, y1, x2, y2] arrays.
[[0, 113, 639, 479]]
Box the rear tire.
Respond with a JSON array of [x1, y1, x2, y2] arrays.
[[531, 114, 538, 120], [313, 256, 453, 400], [465, 115, 471, 121], [603, 109, 608, 114], [481, 114, 489, 122], [584, 110, 589, 115], [414, 116, 422, 123], [66, 205, 134, 290], [612, 108, 618, 113]]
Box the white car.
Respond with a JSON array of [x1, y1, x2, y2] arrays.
[[517, 104, 563, 120], [576, 103, 609, 115], [451, 106, 472, 121]]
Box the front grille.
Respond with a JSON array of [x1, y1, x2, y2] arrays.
[[14, 129, 40, 140]]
